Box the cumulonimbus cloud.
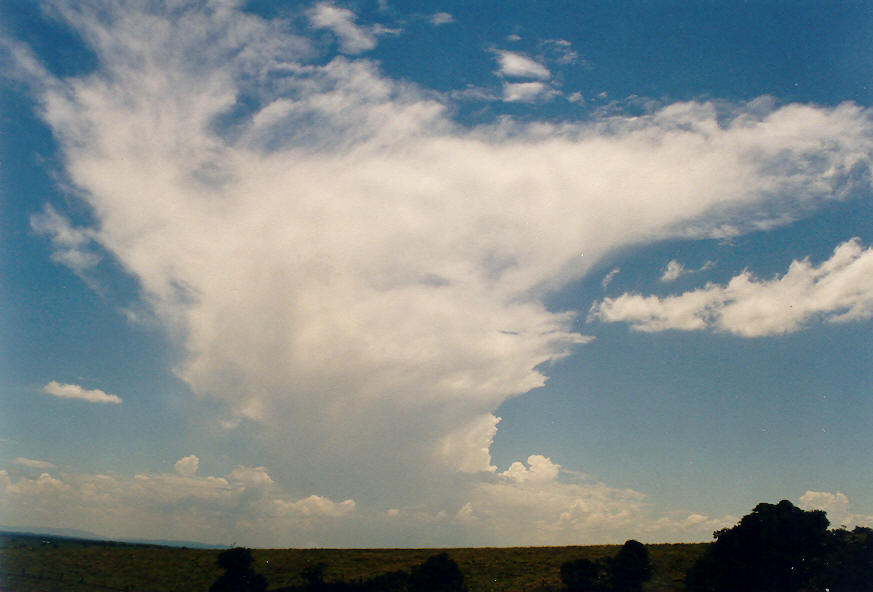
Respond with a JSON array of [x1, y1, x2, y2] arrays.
[[11, 0, 873, 543]]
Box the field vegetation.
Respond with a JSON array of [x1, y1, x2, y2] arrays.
[[0, 533, 707, 592]]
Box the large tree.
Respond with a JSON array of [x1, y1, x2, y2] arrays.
[[685, 500, 831, 592]]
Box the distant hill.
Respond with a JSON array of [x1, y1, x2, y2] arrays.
[[0, 525, 224, 549]]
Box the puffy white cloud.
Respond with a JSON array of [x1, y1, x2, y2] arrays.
[[591, 239, 873, 336], [228, 465, 274, 486], [494, 50, 551, 80], [470, 455, 648, 544], [13, 1, 873, 543], [661, 260, 685, 282], [309, 3, 381, 54], [799, 490, 873, 529], [500, 454, 561, 483], [173, 454, 199, 477], [15, 458, 57, 470], [42, 381, 122, 404], [276, 495, 355, 518], [0, 460, 354, 546], [437, 413, 500, 473]]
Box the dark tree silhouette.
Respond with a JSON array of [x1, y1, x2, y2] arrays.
[[609, 540, 651, 592], [560, 557, 607, 592], [301, 562, 328, 590], [823, 526, 873, 592], [408, 552, 467, 592], [209, 547, 268, 592], [685, 500, 831, 592]]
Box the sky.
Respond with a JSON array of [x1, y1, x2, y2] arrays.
[[1, 0, 873, 548]]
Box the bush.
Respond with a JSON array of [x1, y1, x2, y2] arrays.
[[408, 553, 467, 592], [561, 557, 607, 592], [209, 547, 268, 592], [609, 540, 651, 592]]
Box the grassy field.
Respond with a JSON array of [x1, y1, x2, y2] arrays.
[[0, 533, 708, 592]]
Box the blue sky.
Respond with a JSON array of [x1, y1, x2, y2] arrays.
[[2, 0, 873, 547]]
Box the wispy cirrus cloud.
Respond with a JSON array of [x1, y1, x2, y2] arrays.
[[591, 239, 873, 336], [42, 381, 122, 404], [30, 206, 101, 280], [429, 12, 453, 26], [15, 458, 57, 470]]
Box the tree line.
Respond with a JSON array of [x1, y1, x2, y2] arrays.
[[208, 499, 873, 592]]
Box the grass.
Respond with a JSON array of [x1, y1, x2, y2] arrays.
[[0, 533, 708, 592]]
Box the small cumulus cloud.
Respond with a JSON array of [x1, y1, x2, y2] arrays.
[[591, 239, 873, 336], [567, 91, 585, 105], [228, 465, 274, 486], [661, 259, 713, 282], [661, 260, 686, 282], [174, 454, 199, 477], [502, 81, 555, 103], [42, 381, 122, 404], [494, 50, 551, 80], [799, 490, 873, 529]]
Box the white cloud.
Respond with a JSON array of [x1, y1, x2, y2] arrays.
[[42, 381, 122, 404], [15, 458, 57, 470], [277, 494, 355, 518], [591, 239, 873, 336], [502, 81, 554, 103], [429, 12, 453, 26], [12, 1, 873, 544], [228, 465, 274, 486], [799, 490, 873, 529], [540, 39, 579, 65], [601, 267, 620, 289], [173, 454, 199, 477], [30, 206, 101, 278], [470, 455, 648, 544], [661, 260, 685, 282], [438, 413, 500, 473], [494, 50, 551, 80], [661, 259, 713, 282], [0, 459, 355, 547], [309, 3, 381, 54]]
